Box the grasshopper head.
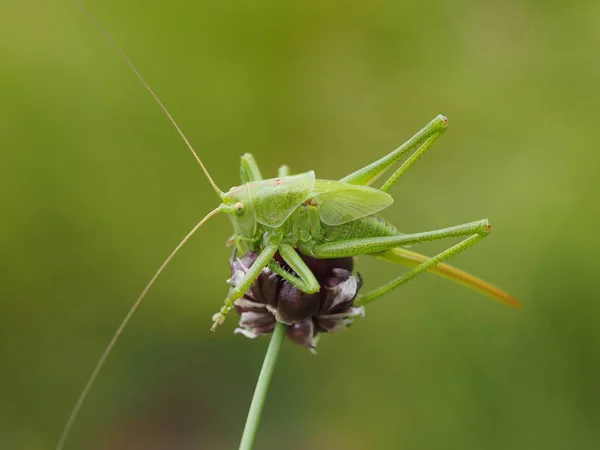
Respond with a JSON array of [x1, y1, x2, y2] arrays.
[[221, 185, 258, 246]]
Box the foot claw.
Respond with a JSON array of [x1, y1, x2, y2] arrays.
[[211, 312, 223, 331], [210, 305, 232, 331]]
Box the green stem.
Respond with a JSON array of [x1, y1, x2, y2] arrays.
[[238, 322, 287, 450]]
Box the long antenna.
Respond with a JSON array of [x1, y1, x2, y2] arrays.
[[72, 0, 223, 197], [56, 206, 223, 450]]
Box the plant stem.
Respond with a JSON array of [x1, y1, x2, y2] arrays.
[[238, 321, 287, 450]]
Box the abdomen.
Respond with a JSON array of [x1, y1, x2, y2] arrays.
[[321, 214, 398, 242]]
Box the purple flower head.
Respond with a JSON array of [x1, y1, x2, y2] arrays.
[[231, 251, 364, 353]]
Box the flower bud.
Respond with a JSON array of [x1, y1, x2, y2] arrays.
[[231, 251, 364, 353]]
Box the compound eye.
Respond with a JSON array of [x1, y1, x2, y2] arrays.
[[234, 202, 245, 215]]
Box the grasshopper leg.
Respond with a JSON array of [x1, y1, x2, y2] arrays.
[[340, 115, 448, 188], [309, 219, 492, 304], [268, 243, 320, 294], [211, 238, 280, 331], [277, 165, 290, 178], [240, 153, 263, 183], [310, 219, 490, 258], [356, 234, 486, 306], [378, 131, 444, 193]]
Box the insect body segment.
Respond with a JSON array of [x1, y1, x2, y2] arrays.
[[246, 171, 316, 227]]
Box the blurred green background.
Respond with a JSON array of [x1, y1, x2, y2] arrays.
[[2, 1, 599, 449]]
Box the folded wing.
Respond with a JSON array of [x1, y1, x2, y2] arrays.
[[311, 180, 393, 226]]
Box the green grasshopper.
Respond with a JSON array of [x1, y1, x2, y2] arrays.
[[59, 3, 520, 449], [211, 113, 521, 330]]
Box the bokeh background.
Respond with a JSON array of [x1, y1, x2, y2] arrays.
[[2, 1, 599, 449]]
